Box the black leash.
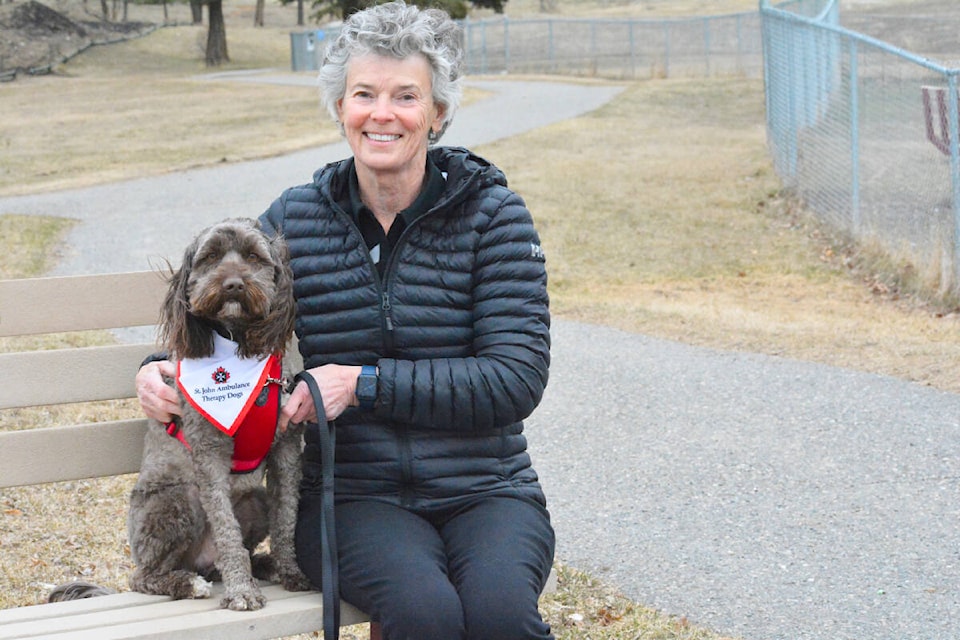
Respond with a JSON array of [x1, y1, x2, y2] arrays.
[[293, 371, 340, 640]]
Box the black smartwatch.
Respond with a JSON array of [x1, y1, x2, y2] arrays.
[[356, 364, 378, 410]]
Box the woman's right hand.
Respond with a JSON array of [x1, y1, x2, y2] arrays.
[[136, 360, 181, 423], [278, 364, 361, 432]]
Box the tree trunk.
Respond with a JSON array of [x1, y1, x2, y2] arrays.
[[99, 0, 108, 20], [297, 0, 303, 26], [190, 0, 203, 24], [254, 0, 264, 26], [343, 0, 365, 18], [205, 0, 229, 66]]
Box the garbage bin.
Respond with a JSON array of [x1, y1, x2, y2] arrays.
[[290, 30, 325, 72]]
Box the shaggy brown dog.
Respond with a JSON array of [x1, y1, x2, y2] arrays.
[[127, 218, 310, 611]]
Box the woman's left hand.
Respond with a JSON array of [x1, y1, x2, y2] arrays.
[[279, 364, 362, 432]]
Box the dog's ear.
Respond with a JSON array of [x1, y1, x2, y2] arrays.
[[257, 234, 297, 356], [159, 235, 212, 359]]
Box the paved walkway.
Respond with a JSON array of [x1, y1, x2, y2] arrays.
[[4, 75, 959, 640]]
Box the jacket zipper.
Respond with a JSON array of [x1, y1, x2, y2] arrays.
[[381, 292, 394, 332]]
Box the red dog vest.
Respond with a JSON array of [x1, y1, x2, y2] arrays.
[[167, 334, 283, 474]]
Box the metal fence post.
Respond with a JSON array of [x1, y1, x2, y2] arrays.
[[663, 22, 671, 78], [504, 17, 510, 74], [704, 17, 711, 76], [548, 19, 554, 73], [736, 13, 743, 75], [849, 39, 860, 233], [949, 73, 960, 286], [480, 19, 487, 74]]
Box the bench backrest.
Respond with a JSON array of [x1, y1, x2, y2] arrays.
[[0, 271, 168, 488]]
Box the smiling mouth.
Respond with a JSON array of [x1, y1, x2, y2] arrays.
[[366, 133, 401, 142]]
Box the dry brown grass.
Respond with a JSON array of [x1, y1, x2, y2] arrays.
[[1, 1, 956, 639], [485, 77, 960, 394], [0, 9, 339, 196]]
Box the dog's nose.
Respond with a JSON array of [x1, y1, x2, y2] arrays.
[[223, 276, 245, 295]]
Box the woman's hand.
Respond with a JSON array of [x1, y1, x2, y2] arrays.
[[279, 364, 362, 432], [135, 360, 181, 423]]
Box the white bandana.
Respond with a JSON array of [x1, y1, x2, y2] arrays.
[[177, 333, 276, 436]]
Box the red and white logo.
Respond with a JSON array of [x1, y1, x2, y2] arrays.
[[177, 333, 276, 436]]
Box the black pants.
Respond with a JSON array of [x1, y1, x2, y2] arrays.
[[296, 495, 556, 640]]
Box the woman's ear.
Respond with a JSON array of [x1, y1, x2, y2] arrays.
[[434, 101, 447, 131]]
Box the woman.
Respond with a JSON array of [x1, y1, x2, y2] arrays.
[[136, 2, 555, 638]]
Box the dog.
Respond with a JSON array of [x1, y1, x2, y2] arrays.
[[47, 582, 117, 602], [127, 217, 311, 611]]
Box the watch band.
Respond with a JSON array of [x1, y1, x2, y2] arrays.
[[356, 364, 378, 410]]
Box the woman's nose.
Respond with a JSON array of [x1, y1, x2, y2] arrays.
[[371, 95, 395, 121]]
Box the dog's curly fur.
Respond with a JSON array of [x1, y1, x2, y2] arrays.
[[127, 218, 311, 611]]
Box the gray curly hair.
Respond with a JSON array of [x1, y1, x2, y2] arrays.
[[318, 1, 464, 144]]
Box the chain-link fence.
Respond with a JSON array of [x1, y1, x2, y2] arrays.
[[460, 13, 762, 79], [296, 13, 765, 79], [762, 0, 960, 294]]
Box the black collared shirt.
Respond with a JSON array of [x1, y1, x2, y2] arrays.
[[343, 158, 446, 278]]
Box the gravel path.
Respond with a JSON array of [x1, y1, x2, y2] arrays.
[[3, 75, 959, 640], [533, 321, 960, 639]]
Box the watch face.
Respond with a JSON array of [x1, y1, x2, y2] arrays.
[[357, 372, 377, 407], [357, 375, 377, 399]]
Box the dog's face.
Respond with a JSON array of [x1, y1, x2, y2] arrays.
[[160, 218, 295, 360], [187, 222, 279, 324]]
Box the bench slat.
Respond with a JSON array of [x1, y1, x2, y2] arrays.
[[0, 419, 147, 488], [0, 583, 370, 640], [0, 271, 166, 337], [0, 343, 153, 409]]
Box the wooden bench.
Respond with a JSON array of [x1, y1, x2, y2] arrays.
[[0, 271, 556, 640], [0, 270, 557, 639], [0, 271, 373, 639]]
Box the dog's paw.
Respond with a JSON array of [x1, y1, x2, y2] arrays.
[[278, 566, 313, 592], [220, 582, 266, 611], [189, 575, 213, 599]]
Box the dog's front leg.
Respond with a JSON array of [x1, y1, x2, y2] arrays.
[[187, 424, 266, 611], [266, 422, 312, 591]]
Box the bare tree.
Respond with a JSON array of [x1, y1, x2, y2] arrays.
[[190, 0, 203, 24], [205, 0, 228, 65]]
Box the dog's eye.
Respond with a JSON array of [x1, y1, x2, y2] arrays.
[[247, 253, 262, 263]]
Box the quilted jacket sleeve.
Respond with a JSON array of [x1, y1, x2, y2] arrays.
[[377, 187, 551, 434], [258, 195, 285, 238]]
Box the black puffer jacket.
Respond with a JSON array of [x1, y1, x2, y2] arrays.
[[259, 146, 550, 512]]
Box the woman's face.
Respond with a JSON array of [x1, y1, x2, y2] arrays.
[[338, 53, 445, 179]]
